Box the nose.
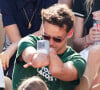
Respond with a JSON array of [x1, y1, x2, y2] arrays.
[[49, 38, 55, 47]]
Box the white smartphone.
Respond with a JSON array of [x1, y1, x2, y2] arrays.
[[37, 40, 49, 54]]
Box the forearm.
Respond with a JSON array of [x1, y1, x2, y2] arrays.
[[22, 47, 37, 63], [49, 52, 78, 81], [73, 35, 89, 52], [22, 47, 49, 68], [5, 24, 21, 43], [4, 42, 18, 59], [58, 0, 73, 8]]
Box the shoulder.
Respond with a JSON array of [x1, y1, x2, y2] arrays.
[[19, 35, 42, 44], [73, 0, 86, 18]]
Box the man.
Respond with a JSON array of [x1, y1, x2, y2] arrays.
[[12, 4, 86, 90], [0, 0, 57, 79]]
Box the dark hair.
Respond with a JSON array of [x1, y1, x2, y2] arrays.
[[41, 4, 74, 33], [18, 76, 48, 90]]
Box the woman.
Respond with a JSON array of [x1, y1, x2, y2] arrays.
[[73, 0, 100, 90], [73, 0, 100, 52]]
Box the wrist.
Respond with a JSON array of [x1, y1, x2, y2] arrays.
[[30, 53, 37, 63], [85, 35, 93, 46], [23, 53, 37, 68]]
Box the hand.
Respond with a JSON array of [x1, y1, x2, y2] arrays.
[[32, 53, 49, 68], [0, 52, 10, 70], [87, 27, 100, 43], [24, 53, 49, 68], [92, 11, 100, 20], [49, 48, 57, 56]]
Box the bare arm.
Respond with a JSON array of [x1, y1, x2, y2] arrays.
[[2, 24, 42, 69], [22, 47, 49, 68], [5, 24, 21, 42], [49, 48, 78, 81], [58, 0, 73, 8], [73, 16, 100, 52], [73, 16, 89, 52], [0, 42, 18, 70], [5, 23, 43, 42]]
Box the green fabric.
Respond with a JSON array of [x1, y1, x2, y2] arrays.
[[12, 35, 86, 90]]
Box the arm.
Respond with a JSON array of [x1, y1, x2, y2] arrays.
[[73, 16, 100, 52], [0, 42, 18, 70], [5, 24, 21, 43], [58, 0, 73, 8], [49, 48, 78, 81], [3, 24, 42, 68], [73, 16, 88, 52], [73, 16, 96, 52], [22, 47, 49, 68]]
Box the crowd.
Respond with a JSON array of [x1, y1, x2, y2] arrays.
[[0, 0, 100, 90]]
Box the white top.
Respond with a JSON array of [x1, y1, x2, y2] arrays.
[[0, 62, 5, 88]]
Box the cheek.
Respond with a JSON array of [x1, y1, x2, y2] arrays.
[[56, 42, 64, 49]]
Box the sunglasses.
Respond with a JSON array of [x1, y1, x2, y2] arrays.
[[42, 34, 65, 43]]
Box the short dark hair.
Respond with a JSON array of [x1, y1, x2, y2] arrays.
[[18, 76, 48, 90], [41, 4, 74, 33]]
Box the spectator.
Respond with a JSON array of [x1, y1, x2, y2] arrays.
[[72, 0, 100, 52], [12, 4, 86, 90], [0, 0, 58, 80], [75, 45, 100, 90], [73, 0, 100, 90], [18, 76, 48, 90]]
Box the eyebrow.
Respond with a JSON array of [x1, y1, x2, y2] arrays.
[[43, 33, 64, 39]]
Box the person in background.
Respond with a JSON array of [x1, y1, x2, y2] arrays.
[[75, 45, 100, 90], [12, 4, 86, 90], [89, 45, 100, 90], [72, 0, 100, 52], [18, 76, 48, 90], [0, 0, 58, 80], [58, 0, 73, 8], [73, 0, 100, 90]]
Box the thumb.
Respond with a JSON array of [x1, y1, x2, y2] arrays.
[[23, 62, 32, 68]]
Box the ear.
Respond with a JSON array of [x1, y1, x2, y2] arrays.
[[66, 29, 73, 39]]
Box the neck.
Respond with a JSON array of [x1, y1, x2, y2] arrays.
[[57, 45, 67, 55]]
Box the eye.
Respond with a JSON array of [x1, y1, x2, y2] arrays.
[[53, 37, 62, 42], [42, 35, 50, 40]]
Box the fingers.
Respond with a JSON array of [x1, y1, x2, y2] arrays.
[[49, 48, 56, 55], [89, 27, 100, 42], [23, 63, 32, 68], [0, 53, 10, 70], [92, 11, 100, 20], [1, 57, 7, 70], [1, 58, 6, 70]]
